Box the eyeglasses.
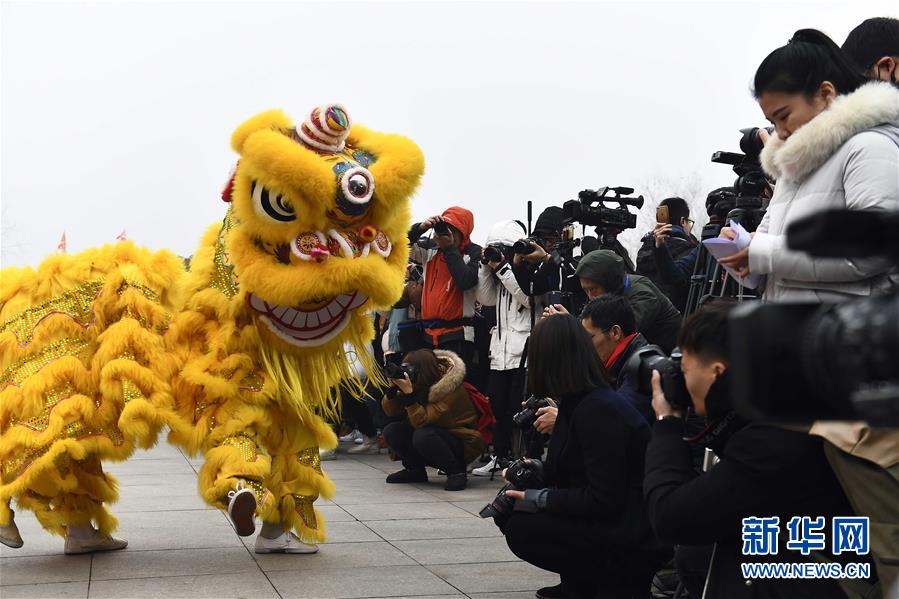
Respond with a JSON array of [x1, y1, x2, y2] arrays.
[[684, 218, 695, 229]]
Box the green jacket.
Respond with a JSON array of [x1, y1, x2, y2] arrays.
[[576, 250, 682, 352]]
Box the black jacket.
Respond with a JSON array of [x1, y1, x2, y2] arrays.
[[543, 386, 662, 555], [605, 333, 653, 424], [644, 376, 854, 598], [637, 226, 698, 312]]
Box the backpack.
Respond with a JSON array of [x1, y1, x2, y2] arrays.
[[462, 382, 496, 444]]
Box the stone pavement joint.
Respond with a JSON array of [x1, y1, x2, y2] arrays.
[[0, 444, 557, 598]]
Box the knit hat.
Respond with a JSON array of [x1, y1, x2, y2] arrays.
[[575, 250, 626, 293], [533, 206, 566, 238]]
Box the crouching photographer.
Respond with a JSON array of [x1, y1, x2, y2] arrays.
[[381, 349, 486, 491], [643, 302, 857, 598], [490, 314, 664, 598]]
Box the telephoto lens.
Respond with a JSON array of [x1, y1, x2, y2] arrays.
[[482, 245, 505, 264], [513, 239, 537, 255]]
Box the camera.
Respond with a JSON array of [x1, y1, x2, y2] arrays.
[[708, 127, 772, 234], [433, 220, 452, 236], [513, 238, 539, 255], [385, 361, 418, 385], [623, 346, 692, 410], [512, 395, 554, 429], [730, 209, 899, 426], [562, 186, 644, 231], [478, 458, 545, 519], [482, 244, 509, 265]]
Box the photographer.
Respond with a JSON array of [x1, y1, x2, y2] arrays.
[[574, 250, 682, 353], [381, 349, 485, 491], [580, 296, 653, 424], [498, 314, 662, 598], [644, 302, 855, 598], [473, 220, 531, 476], [719, 30, 899, 590], [511, 207, 588, 314], [408, 207, 482, 373], [718, 30, 898, 300], [636, 197, 698, 312]]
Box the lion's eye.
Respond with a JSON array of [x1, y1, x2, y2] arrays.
[[252, 182, 295, 222], [340, 167, 374, 206]]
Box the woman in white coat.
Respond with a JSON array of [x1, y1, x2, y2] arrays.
[[721, 29, 899, 593], [473, 220, 532, 476], [720, 29, 898, 299]]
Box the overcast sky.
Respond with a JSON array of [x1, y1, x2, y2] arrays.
[[2, 0, 895, 268]]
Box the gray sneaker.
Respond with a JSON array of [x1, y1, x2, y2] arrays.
[[0, 510, 23, 549], [64, 531, 127, 554]]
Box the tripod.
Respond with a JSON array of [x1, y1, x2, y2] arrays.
[[684, 220, 759, 317]]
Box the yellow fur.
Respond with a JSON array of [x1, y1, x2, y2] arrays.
[[0, 106, 422, 544], [0, 243, 183, 535]]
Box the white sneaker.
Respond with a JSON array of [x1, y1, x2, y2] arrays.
[[64, 529, 128, 554], [254, 531, 319, 554], [472, 455, 509, 477], [227, 485, 257, 537], [319, 447, 337, 461], [338, 429, 362, 444], [347, 436, 379, 454], [0, 510, 23, 549]]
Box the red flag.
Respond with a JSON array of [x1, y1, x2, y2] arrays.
[[116, 230, 128, 241], [57, 231, 67, 253]]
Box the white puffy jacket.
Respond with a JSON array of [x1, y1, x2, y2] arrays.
[[749, 82, 899, 302], [475, 220, 532, 371]]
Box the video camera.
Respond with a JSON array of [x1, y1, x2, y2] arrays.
[[563, 186, 644, 231], [624, 346, 693, 411], [706, 127, 772, 234], [730, 209, 899, 426], [478, 458, 545, 519]]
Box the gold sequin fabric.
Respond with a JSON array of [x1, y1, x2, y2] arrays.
[[239, 477, 267, 503], [14, 384, 76, 432], [211, 211, 238, 298], [221, 434, 259, 463], [296, 447, 323, 474], [0, 280, 104, 345], [1, 420, 125, 484], [0, 338, 90, 386], [293, 494, 318, 530]]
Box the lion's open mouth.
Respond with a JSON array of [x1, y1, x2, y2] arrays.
[[247, 292, 368, 347]]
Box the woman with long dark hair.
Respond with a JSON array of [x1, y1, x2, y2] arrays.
[[498, 314, 663, 598]]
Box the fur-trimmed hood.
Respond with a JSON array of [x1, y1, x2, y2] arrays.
[[427, 349, 466, 404], [761, 82, 899, 183]]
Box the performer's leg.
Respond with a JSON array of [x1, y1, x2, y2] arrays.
[[197, 431, 274, 537], [254, 415, 337, 554]]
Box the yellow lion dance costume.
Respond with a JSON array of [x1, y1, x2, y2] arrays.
[[0, 105, 424, 554]]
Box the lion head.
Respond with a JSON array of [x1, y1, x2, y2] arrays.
[[221, 105, 423, 352]]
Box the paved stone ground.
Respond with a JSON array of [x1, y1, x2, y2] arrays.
[[0, 440, 556, 598]]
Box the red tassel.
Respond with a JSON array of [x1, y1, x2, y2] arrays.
[[221, 161, 239, 202]]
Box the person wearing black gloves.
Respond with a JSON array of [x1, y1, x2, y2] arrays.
[[381, 349, 485, 491], [644, 302, 856, 598], [498, 314, 664, 598]]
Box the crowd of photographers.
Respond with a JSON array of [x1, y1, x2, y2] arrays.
[[331, 17, 899, 599]]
